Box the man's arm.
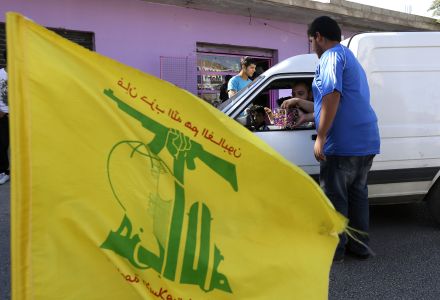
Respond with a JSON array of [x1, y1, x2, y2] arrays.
[[296, 99, 314, 113], [294, 111, 314, 127], [314, 91, 340, 161], [227, 77, 237, 98], [281, 98, 314, 113]]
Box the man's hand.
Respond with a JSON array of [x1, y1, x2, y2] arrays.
[[264, 107, 274, 123], [314, 134, 326, 161], [281, 98, 314, 114], [227, 90, 237, 99], [280, 98, 301, 109], [0, 112, 5, 118], [294, 110, 314, 127]]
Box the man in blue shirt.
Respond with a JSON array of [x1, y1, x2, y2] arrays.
[[308, 16, 380, 263], [227, 56, 256, 98]]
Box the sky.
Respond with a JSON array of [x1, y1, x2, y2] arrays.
[[313, 0, 438, 18], [348, 0, 436, 17]]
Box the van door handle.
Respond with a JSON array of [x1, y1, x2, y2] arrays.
[[311, 134, 317, 140]]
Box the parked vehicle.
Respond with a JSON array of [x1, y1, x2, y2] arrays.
[[220, 32, 440, 221]]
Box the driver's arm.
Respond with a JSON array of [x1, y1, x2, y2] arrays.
[[281, 98, 314, 113], [296, 99, 314, 113]]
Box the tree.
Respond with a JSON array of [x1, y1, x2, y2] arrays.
[[429, 0, 440, 16]]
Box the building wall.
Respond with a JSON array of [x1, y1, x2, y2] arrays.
[[0, 0, 315, 77]]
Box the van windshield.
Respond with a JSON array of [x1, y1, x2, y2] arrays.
[[219, 75, 265, 111]]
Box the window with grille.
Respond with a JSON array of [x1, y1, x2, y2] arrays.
[[0, 22, 95, 69]]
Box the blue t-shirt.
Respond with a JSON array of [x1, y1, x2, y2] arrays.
[[312, 44, 380, 156], [227, 75, 251, 93]]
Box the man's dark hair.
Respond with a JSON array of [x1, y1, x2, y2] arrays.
[[240, 56, 256, 68], [307, 16, 341, 42], [225, 74, 232, 82], [249, 105, 265, 116], [292, 80, 310, 90]]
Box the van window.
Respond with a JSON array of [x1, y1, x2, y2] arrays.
[[218, 75, 265, 111], [235, 77, 315, 132]]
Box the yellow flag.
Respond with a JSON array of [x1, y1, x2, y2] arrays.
[[8, 13, 346, 300]]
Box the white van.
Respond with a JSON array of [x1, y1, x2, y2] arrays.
[[221, 32, 440, 221]]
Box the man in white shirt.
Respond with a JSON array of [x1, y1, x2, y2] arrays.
[[0, 50, 10, 185]]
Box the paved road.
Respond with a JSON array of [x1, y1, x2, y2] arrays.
[[330, 202, 440, 299], [1, 182, 440, 299], [0, 181, 10, 300]]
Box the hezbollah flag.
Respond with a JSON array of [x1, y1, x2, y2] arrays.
[[8, 13, 346, 300]]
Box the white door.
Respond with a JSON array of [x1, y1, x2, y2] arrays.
[[230, 74, 319, 177], [255, 130, 319, 176]]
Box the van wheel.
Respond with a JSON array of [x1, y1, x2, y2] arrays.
[[426, 180, 440, 223]]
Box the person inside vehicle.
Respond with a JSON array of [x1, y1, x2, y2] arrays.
[[249, 105, 270, 131], [279, 80, 315, 128]]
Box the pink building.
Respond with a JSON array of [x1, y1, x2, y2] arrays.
[[1, 0, 438, 104]]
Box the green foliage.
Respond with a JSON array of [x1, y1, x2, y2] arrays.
[[429, 0, 440, 16]]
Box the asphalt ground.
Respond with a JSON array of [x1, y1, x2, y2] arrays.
[[0, 181, 10, 300], [329, 202, 440, 299], [1, 182, 440, 299]]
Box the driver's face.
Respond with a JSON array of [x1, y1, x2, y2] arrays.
[[292, 83, 309, 100]]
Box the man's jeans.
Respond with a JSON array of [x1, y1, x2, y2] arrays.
[[0, 114, 9, 175], [320, 155, 375, 256]]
